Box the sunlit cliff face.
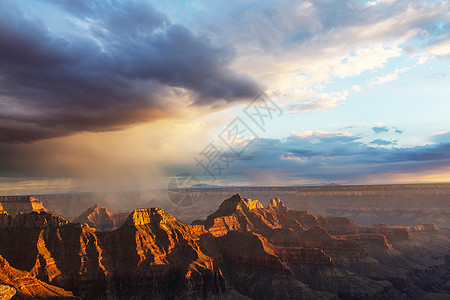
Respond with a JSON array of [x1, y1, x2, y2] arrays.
[[1, 193, 449, 298]]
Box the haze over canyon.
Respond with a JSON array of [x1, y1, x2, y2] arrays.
[[0, 185, 449, 299]]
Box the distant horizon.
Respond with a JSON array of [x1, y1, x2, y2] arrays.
[[2, 181, 450, 198]]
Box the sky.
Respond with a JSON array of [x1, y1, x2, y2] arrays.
[[0, 0, 449, 194]]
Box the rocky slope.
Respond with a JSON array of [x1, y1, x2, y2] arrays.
[[194, 194, 450, 299], [0, 253, 74, 299], [0, 196, 47, 216], [0, 210, 234, 299], [19, 184, 449, 229], [26, 184, 450, 232], [0, 194, 449, 299], [73, 204, 129, 231]]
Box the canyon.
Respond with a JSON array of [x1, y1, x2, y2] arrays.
[[0, 192, 449, 299], [0, 196, 47, 216], [34, 184, 450, 235]]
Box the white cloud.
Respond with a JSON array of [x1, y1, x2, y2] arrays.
[[416, 40, 450, 64], [427, 40, 450, 57], [352, 85, 362, 92], [288, 90, 349, 113], [330, 44, 403, 79], [291, 130, 353, 139], [156, 0, 448, 110], [369, 67, 410, 87], [223, 1, 449, 117]]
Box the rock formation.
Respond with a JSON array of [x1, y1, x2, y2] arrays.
[[0, 284, 16, 300], [0, 210, 232, 299], [0, 253, 74, 298], [73, 204, 129, 231], [0, 194, 449, 299], [194, 195, 450, 299], [0, 196, 47, 216]]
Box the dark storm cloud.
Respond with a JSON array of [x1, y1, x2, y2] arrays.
[[0, 0, 260, 143], [223, 133, 450, 182]]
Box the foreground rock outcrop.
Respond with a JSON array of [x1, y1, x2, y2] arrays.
[[0, 284, 16, 300], [0, 194, 449, 299], [0, 253, 74, 298]]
